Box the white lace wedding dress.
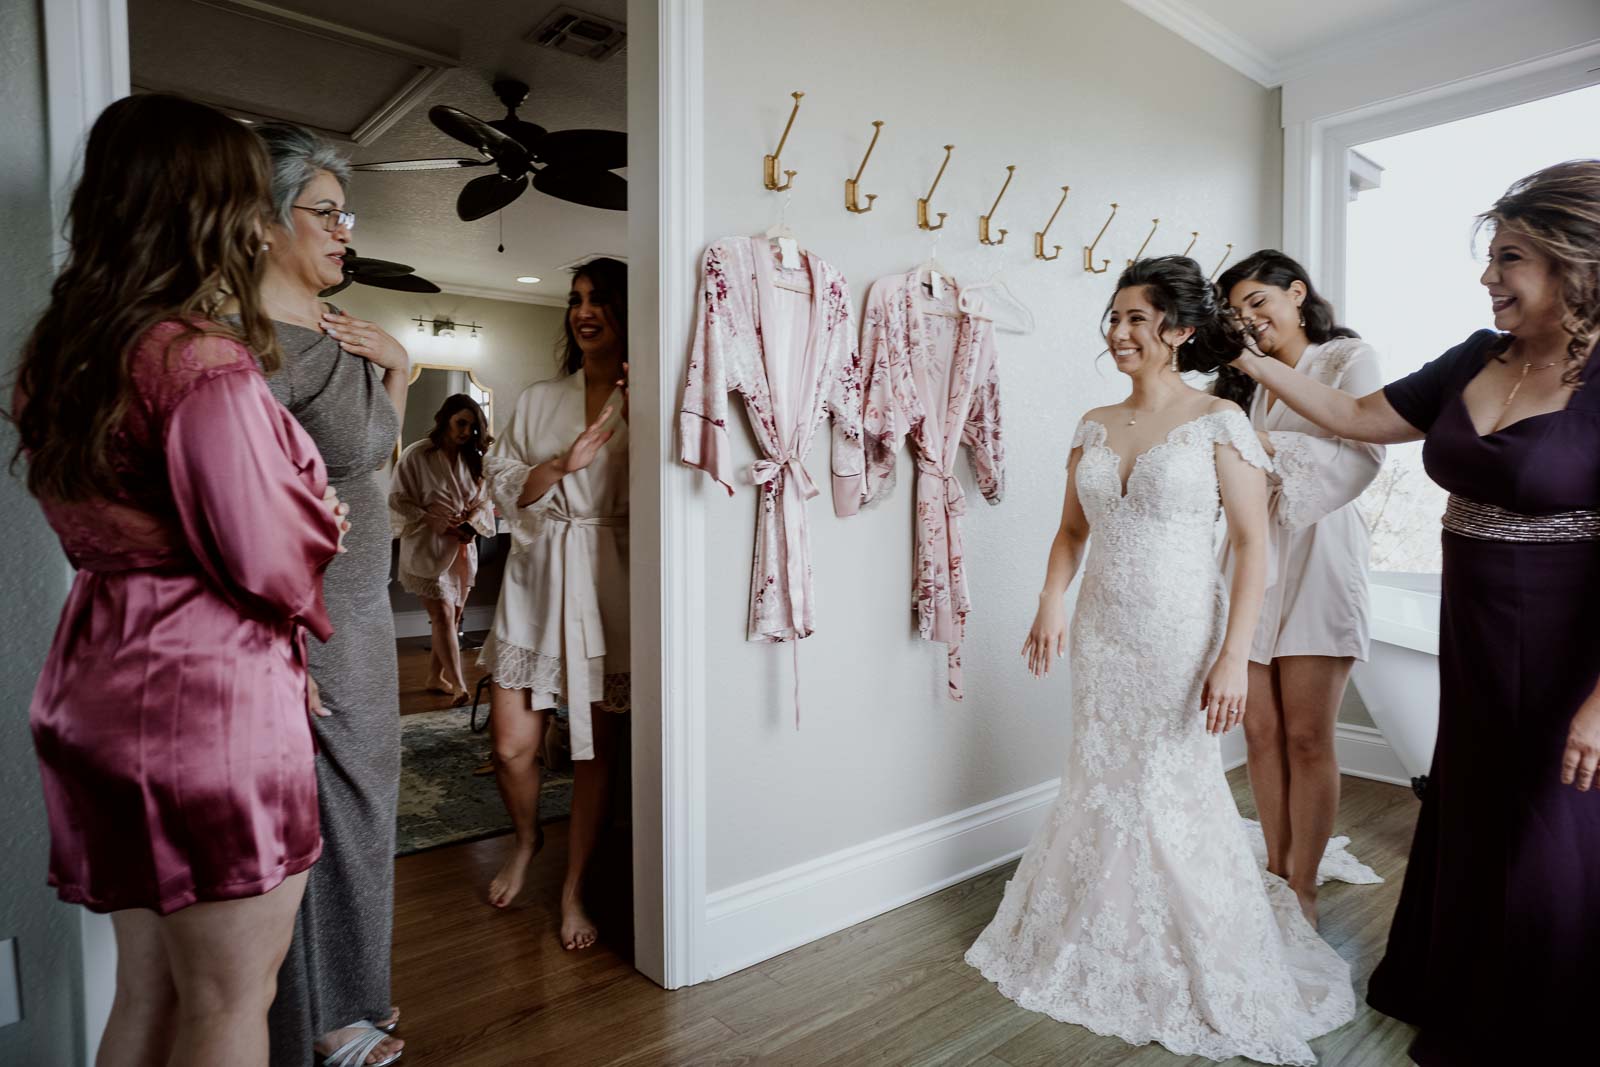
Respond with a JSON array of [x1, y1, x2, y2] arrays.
[[966, 410, 1359, 1065]]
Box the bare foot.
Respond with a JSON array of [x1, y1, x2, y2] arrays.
[[314, 1025, 403, 1065], [1292, 884, 1318, 929], [561, 896, 598, 951], [425, 672, 453, 695], [449, 689, 471, 708], [486, 827, 544, 908]]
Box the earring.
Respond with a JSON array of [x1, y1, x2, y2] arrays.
[[1169, 344, 1180, 372], [1297, 307, 1305, 328]]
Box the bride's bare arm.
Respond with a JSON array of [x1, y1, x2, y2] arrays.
[[1024, 448, 1092, 678], [1233, 351, 1423, 444], [1205, 436, 1269, 733]]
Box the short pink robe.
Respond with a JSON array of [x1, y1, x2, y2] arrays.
[[679, 237, 866, 644], [861, 271, 1005, 699], [28, 322, 340, 914]]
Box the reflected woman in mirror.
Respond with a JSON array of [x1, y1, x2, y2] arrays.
[[390, 394, 496, 705], [479, 258, 629, 951]]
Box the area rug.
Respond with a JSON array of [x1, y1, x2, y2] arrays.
[[396, 708, 572, 856]]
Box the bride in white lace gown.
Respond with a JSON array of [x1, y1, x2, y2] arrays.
[[966, 258, 1356, 1064]]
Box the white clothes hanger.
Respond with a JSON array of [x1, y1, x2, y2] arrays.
[[912, 228, 959, 315], [762, 192, 811, 294], [960, 243, 1035, 334]]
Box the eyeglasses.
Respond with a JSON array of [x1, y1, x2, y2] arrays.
[[292, 205, 356, 233]]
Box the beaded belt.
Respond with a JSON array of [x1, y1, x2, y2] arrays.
[[1443, 495, 1600, 543]]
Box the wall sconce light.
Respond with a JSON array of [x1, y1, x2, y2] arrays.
[[411, 317, 484, 354]]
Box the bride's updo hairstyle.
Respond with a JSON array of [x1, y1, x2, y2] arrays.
[[1107, 256, 1252, 404]]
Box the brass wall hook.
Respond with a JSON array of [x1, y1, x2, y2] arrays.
[[1126, 218, 1160, 266], [916, 144, 954, 231], [845, 120, 884, 213], [763, 91, 804, 192], [1083, 203, 1118, 273], [979, 165, 1015, 246], [1033, 185, 1070, 261], [1182, 231, 1199, 257], [1209, 243, 1235, 281]]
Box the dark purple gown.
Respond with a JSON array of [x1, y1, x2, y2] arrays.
[[1367, 329, 1600, 1065]]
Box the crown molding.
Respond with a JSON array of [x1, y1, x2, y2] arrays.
[[1117, 0, 1280, 88]]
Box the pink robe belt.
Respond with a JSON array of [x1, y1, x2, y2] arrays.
[[914, 460, 970, 700]]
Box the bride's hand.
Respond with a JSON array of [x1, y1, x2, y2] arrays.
[[1021, 595, 1068, 678], [1201, 652, 1248, 734]]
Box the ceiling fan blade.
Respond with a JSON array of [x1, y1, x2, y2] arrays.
[[351, 157, 491, 172], [346, 256, 414, 278], [532, 165, 626, 211], [457, 172, 529, 221], [360, 273, 441, 293], [318, 276, 354, 298], [429, 106, 529, 170], [536, 128, 626, 170]]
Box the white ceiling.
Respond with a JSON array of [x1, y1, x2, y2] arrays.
[[129, 0, 627, 303], [1119, 0, 1464, 86]]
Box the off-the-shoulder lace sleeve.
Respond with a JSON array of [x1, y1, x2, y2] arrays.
[[1070, 417, 1107, 455], [1208, 409, 1273, 472]]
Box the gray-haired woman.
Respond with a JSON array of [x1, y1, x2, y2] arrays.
[[250, 123, 408, 1067]]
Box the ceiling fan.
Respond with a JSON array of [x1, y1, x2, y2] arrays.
[[319, 246, 441, 298], [351, 78, 626, 218]]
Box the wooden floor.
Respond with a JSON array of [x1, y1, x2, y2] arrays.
[[396, 631, 493, 717], [389, 771, 1422, 1066]]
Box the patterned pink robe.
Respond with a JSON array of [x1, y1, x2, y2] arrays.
[[861, 271, 1005, 699], [679, 236, 865, 645]]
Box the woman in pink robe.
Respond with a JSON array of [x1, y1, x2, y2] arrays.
[[12, 95, 344, 1067], [390, 394, 495, 704]]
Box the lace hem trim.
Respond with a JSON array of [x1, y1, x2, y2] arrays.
[[478, 634, 631, 711], [399, 570, 467, 605]]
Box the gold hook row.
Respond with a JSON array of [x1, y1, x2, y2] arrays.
[[917, 144, 954, 231], [844, 120, 884, 213], [763, 91, 804, 192], [979, 165, 1015, 246], [1209, 242, 1235, 281], [1182, 231, 1199, 257], [1127, 218, 1160, 266]]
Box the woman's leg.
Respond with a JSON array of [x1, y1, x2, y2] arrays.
[[423, 595, 467, 701], [487, 683, 547, 908], [1278, 654, 1355, 926], [97, 910, 178, 1067], [560, 705, 619, 950], [1243, 660, 1293, 881], [159, 871, 308, 1067]]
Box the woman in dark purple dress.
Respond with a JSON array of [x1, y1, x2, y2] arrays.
[[1228, 160, 1600, 1065]]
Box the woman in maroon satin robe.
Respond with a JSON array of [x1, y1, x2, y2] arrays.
[[1228, 160, 1600, 1065], [12, 95, 345, 1067]]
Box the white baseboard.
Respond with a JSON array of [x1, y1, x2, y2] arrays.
[[392, 604, 496, 640], [1335, 722, 1412, 787], [701, 779, 1061, 982]]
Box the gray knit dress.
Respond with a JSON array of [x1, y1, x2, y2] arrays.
[[262, 317, 401, 1066]]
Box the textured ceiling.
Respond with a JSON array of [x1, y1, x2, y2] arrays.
[[129, 0, 627, 302]]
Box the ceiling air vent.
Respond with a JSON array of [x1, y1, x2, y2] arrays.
[[527, 7, 626, 61]]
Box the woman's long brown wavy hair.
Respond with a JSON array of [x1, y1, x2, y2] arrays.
[[1476, 159, 1600, 379], [426, 393, 492, 482], [11, 93, 282, 502]]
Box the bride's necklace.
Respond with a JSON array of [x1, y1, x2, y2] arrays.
[[1124, 397, 1183, 427]]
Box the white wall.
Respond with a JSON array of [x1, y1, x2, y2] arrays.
[[0, 1, 87, 1063], [698, 0, 1279, 905], [333, 288, 570, 429]]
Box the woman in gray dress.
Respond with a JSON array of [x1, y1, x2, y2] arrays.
[[252, 124, 409, 1067]]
